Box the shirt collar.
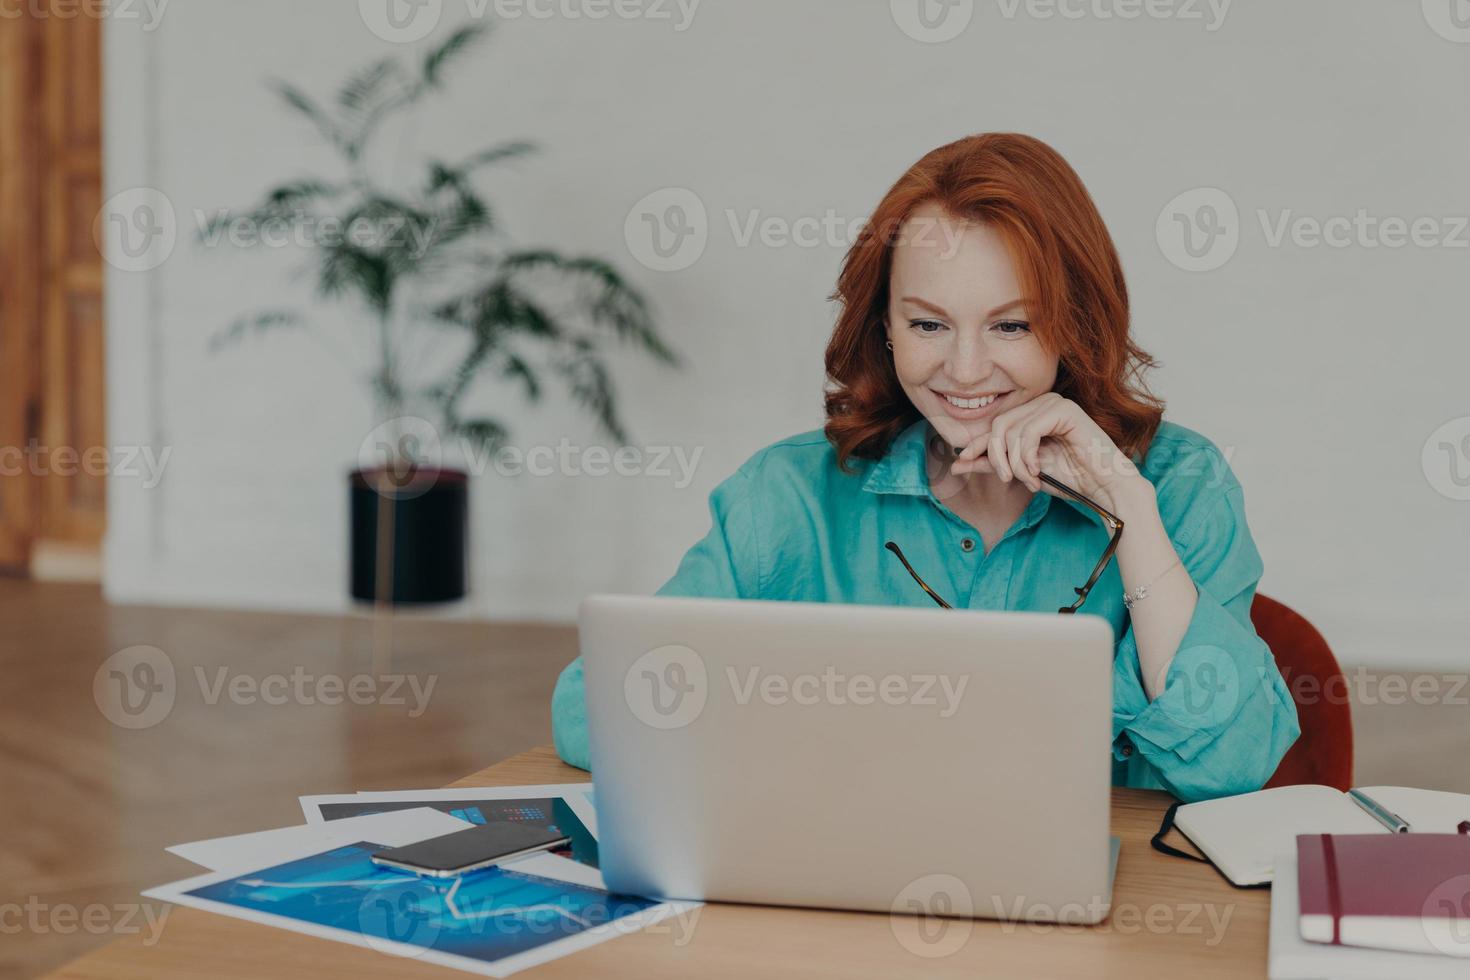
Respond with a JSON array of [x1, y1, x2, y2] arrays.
[[860, 418, 1113, 533]]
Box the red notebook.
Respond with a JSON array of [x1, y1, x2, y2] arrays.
[[1296, 830, 1470, 958]]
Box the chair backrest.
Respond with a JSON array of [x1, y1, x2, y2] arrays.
[[1251, 593, 1353, 791]]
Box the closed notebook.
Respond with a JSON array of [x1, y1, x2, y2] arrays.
[[1170, 785, 1470, 886], [1269, 850, 1468, 980], [1297, 832, 1470, 958]]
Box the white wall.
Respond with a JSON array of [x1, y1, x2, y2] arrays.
[[103, 1, 1470, 668]]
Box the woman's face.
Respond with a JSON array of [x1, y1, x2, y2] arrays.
[[885, 203, 1060, 452]]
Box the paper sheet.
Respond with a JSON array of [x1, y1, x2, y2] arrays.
[[167, 807, 473, 875], [144, 840, 700, 978], [300, 784, 598, 839]]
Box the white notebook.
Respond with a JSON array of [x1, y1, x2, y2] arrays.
[[1172, 784, 1470, 886]]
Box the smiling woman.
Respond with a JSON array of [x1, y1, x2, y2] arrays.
[[552, 132, 1300, 803]]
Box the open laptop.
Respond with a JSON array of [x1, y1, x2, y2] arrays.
[[579, 593, 1120, 923]]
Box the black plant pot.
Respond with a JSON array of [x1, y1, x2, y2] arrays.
[[349, 466, 467, 604]]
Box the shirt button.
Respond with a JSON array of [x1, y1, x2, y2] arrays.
[[960, 537, 975, 552]]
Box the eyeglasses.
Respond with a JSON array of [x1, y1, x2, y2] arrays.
[[884, 469, 1124, 614]]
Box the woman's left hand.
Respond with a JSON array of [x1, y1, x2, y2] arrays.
[[949, 392, 1147, 510]]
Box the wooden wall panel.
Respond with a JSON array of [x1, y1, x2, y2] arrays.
[[42, 12, 107, 547], [0, 8, 106, 572], [0, 14, 43, 571]]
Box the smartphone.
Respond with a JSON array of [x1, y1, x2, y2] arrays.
[[369, 822, 570, 877]]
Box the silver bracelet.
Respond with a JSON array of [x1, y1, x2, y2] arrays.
[[1122, 557, 1182, 610]]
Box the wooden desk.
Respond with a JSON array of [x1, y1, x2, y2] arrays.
[[45, 746, 1269, 979]]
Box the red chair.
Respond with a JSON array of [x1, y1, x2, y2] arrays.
[[1251, 593, 1353, 791]]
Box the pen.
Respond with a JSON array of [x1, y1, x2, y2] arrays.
[[1348, 789, 1411, 833]]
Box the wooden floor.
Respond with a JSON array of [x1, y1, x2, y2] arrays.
[[2, 580, 1466, 979], [1, 580, 574, 979]]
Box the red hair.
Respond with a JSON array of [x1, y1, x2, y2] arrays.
[[823, 133, 1164, 471]]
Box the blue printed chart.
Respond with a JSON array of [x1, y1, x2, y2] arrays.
[[145, 840, 686, 977]]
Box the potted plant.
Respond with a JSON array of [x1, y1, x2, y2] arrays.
[[205, 23, 677, 604]]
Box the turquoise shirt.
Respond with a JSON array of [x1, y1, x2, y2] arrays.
[[552, 418, 1300, 802]]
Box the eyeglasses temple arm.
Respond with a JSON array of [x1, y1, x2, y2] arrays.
[[1036, 472, 1125, 614], [883, 541, 953, 609]]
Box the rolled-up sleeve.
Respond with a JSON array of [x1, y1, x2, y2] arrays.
[[1111, 481, 1301, 802], [551, 463, 761, 770]]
